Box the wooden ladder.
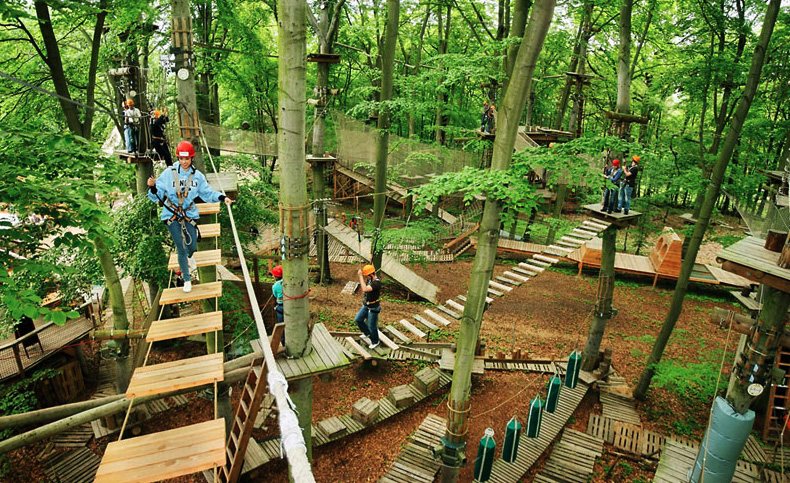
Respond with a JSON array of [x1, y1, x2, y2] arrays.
[[763, 345, 790, 441], [219, 324, 283, 483]]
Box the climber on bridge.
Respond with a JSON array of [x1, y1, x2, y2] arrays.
[[147, 140, 233, 292]]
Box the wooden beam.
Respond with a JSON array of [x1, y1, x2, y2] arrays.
[[722, 260, 790, 293], [710, 306, 790, 347]]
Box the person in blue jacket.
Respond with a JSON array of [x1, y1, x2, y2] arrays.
[[147, 140, 232, 292]]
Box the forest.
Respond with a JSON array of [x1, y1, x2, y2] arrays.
[[1, 0, 790, 482]]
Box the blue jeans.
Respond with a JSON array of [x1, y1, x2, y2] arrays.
[[606, 186, 619, 212], [355, 305, 380, 345], [167, 221, 197, 282], [124, 125, 135, 152], [618, 185, 633, 212]]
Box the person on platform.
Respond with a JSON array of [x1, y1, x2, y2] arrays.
[[601, 159, 613, 210], [355, 264, 381, 349], [147, 140, 233, 292], [123, 99, 141, 153], [150, 109, 173, 166], [480, 101, 490, 131], [271, 265, 286, 346], [487, 104, 497, 134], [618, 155, 640, 215], [604, 159, 623, 214]]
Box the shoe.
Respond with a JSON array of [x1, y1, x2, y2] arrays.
[[624, 209, 629, 215], [368, 342, 380, 350], [183, 281, 192, 293], [188, 256, 199, 280]]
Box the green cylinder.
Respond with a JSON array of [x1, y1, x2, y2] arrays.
[[473, 428, 496, 482], [546, 374, 562, 413], [502, 417, 522, 463], [565, 351, 581, 389], [526, 396, 544, 438]]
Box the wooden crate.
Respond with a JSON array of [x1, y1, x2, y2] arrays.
[[318, 416, 347, 438], [388, 385, 414, 408], [351, 397, 379, 425], [35, 355, 85, 406], [413, 367, 440, 395]]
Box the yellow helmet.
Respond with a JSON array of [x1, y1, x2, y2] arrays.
[[362, 264, 375, 276]]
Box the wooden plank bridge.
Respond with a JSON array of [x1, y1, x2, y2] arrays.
[[378, 414, 446, 483]]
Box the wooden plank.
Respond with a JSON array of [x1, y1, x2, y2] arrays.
[[196, 202, 220, 216], [146, 311, 223, 342], [496, 275, 521, 286], [424, 309, 452, 326], [457, 294, 493, 304], [95, 419, 225, 483], [519, 262, 544, 273], [413, 314, 438, 331], [445, 299, 465, 312], [377, 331, 399, 351], [384, 325, 412, 343], [160, 281, 222, 305], [167, 249, 221, 271], [436, 305, 461, 319], [126, 353, 224, 398], [198, 223, 220, 238], [488, 280, 513, 292], [512, 267, 536, 277], [344, 337, 372, 359], [488, 287, 504, 297], [503, 271, 529, 282], [399, 319, 427, 338]]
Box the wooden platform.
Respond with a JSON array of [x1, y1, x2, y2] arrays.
[[146, 311, 223, 342], [583, 203, 642, 226], [160, 281, 222, 305], [0, 316, 93, 382], [717, 236, 790, 292], [533, 428, 603, 483], [600, 391, 641, 426], [125, 353, 224, 398], [167, 249, 221, 270], [95, 419, 226, 483], [653, 438, 760, 483], [378, 414, 445, 483], [42, 447, 101, 483], [488, 382, 589, 483], [323, 219, 439, 303]]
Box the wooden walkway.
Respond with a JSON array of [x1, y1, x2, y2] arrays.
[[653, 438, 761, 483], [42, 447, 101, 483], [324, 218, 439, 303], [0, 316, 93, 382], [600, 391, 642, 426], [533, 428, 603, 483], [235, 368, 453, 477], [487, 382, 589, 483], [378, 414, 446, 483]]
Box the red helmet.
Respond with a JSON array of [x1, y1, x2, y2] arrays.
[[270, 266, 283, 277], [612, 159, 620, 166], [176, 140, 196, 158]]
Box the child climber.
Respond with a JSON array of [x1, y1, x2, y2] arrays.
[[147, 140, 233, 292]]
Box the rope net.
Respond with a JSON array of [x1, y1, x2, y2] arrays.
[[333, 112, 479, 185], [200, 121, 277, 156], [725, 190, 790, 239]]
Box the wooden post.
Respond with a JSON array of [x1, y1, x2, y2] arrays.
[[12, 344, 25, 378], [778, 232, 790, 268], [582, 225, 617, 370]]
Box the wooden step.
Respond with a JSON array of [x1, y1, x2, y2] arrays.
[[584, 220, 609, 230], [437, 305, 461, 319], [488, 280, 513, 292], [199, 223, 221, 238], [168, 249, 222, 271], [488, 287, 504, 297], [378, 331, 400, 351], [560, 236, 584, 245], [457, 294, 494, 305], [496, 275, 521, 286], [344, 336, 372, 359], [413, 314, 438, 331], [555, 241, 579, 249], [547, 244, 573, 253], [503, 271, 529, 282], [160, 281, 223, 305], [424, 309, 453, 326], [197, 203, 220, 216], [526, 258, 550, 268], [445, 299, 465, 312], [399, 319, 426, 338], [533, 254, 559, 264], [384, 325, 412, 344], [95, 419, 225, 483], [543, 247, 570, 257], [512, 266, 536, 278], [519, 262, 544, 273], [146, 311, 223, 343], [126, 353, 225, 398], [571, 229, 595, 239]]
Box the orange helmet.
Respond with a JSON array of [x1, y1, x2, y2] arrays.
[[154, 109, 162, 118], [632, 155, 640, 163], [362, 264, 375, 276], [270, 266, 283, 277], [176, 140, 196, 158], [127, 99, 134, 106]]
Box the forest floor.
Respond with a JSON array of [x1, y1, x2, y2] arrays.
[[3, 212, 752, 483]]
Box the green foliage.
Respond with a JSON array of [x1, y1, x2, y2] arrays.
[[0, 369, 57, 440], [0, 127, 124, 329], [113, 195, 171, 289], [219, 281, 255, 355]]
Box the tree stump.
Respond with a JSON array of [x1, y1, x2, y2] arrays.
[[779, 232, 790, 268], [765, 230, 787, 252]]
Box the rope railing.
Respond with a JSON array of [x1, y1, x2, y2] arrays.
[[198, 126, 315, 482]]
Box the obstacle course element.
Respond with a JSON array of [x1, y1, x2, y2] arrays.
[[377, 414, 446, 483], [532, 428, 603, 483]]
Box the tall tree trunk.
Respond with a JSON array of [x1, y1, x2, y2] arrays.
[[502, 0, 531, 97], [567, 2, 592, 138], [438, 1, 556, 481], [408, 9, 430, 138], [635, 0, 780, 400], [371, 0, 400, 270], [278, 0, 314, 461], [613, 0, 632, 137], [553, 18, 583, 130], [434, 4, 451, 145]]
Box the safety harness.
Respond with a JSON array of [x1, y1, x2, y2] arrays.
[[153, 165, 201, 246]]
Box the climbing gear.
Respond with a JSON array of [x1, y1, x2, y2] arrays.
[[176, 140, 196, 158], [362, 264, 375, 276], [270, 266, 283, 277]]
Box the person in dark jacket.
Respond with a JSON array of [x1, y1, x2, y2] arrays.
[[150, 109, 173, 166], [604, 159, 623, 214], [618, 155, 640, 215]]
